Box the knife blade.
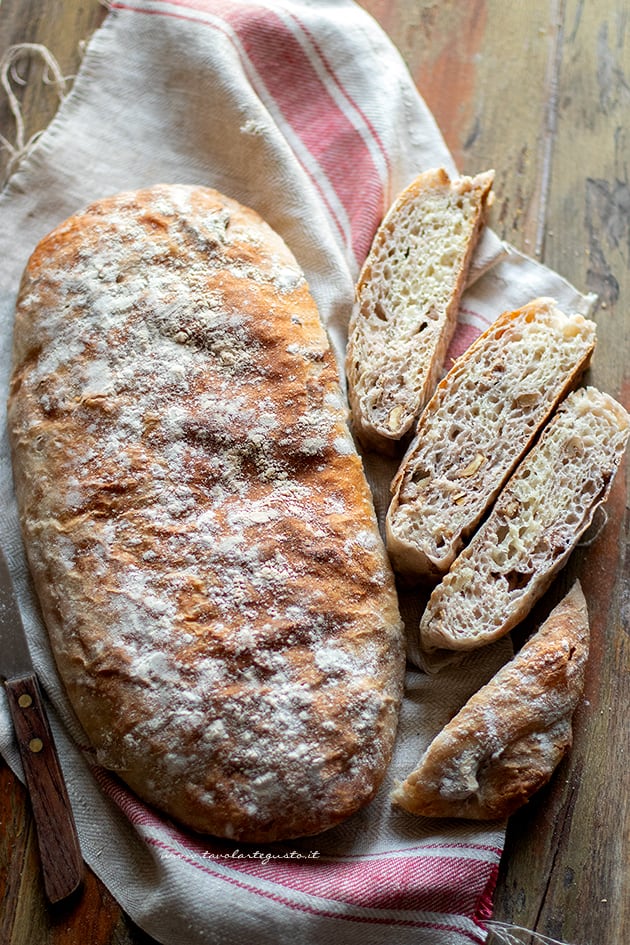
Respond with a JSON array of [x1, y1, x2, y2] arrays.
[[0, 547, 83, 903]]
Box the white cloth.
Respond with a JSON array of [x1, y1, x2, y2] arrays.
[[0, 2, 594, 943]]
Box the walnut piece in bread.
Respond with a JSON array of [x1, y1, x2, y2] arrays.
[[387, 298, 596, 582], [418, 387, 629, 656], [345, 167, 494, 452], [8, 184, 406, 842], [393, 581, 589, 820]]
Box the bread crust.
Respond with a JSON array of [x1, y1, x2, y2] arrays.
[[392, 582, 589, 820], [345, 167, 494, 453], [8, 185, 406, 842], [386, 298, 596, 582]]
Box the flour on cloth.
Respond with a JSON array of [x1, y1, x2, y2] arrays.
[[0, 2, 594, 943]]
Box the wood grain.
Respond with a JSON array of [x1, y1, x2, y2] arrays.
[[0, 760, 152, 945], [0, 0, 628, 943], [0, 0, 106, 185], [358, 3, 629, 944], [481, 6, 629, 942], [4, 674, 83, 903]]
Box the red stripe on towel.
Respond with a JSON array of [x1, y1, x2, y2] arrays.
[[92, 763, 494, 939], [121, 0, 387, 264]]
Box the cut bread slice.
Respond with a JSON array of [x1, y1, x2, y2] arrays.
[[419, 386, 629, 654], [392, 581, 589, 820], [386, 298, 597, 581], [345, 167, 494, 452]]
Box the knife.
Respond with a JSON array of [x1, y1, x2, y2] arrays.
[[0, 547, 83, 903]]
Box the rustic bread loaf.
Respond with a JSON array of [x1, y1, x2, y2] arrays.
[[8, 184, 406, 842], [345, 167, 494, 452], [417, 387, 628, 657], [393, 581, 589, 820], [386, 298, 597, 581]]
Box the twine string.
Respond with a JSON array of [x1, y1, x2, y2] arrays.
[[486, 919, 580, 945], [0, 43, 70, 182]]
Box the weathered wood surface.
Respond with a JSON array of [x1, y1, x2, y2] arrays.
[[0, 1, 628, 943], [368, 7, 630, 944]]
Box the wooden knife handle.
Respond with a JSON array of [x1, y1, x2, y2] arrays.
[[5, 673, 83, 903]]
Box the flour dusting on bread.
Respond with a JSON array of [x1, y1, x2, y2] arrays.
[[8, 184, 405, 842], [393, 582, 590, 820]]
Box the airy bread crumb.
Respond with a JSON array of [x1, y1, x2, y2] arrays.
[[345, 167, 494, 452], [418, 387, 629, 655], [387, 298, 596, 581]]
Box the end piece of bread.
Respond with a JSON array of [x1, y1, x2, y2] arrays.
[[345, 167, 494, 452], [393, 581, 589, 820], [386, 298, 597, 581], [419, 386, 629, 654]]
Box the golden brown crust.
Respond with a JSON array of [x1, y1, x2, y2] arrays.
[[8, 184, 405, 841], [392, 582, 589, 820]]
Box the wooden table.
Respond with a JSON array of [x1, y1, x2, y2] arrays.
[[1, 2, 628, 943]]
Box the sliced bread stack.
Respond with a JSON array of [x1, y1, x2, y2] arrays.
[[386, 298, 597, 582], [346, 167, 629, 819]]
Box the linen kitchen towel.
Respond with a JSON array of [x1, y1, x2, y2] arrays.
[[0, 2, 594, 943]]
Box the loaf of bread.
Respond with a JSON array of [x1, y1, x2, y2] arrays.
[[345, 167, 494, 452], [8, 184, 406, 842], [393, 581, 589, 820], [386, 299, 597, 581], [419, 387, 629, 655]]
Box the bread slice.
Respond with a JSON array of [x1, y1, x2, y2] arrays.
[[392, 581, 589, 820], [386, 299, 597, 581], [419, 386, 629, 654], [345, 167, 494, 452]]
